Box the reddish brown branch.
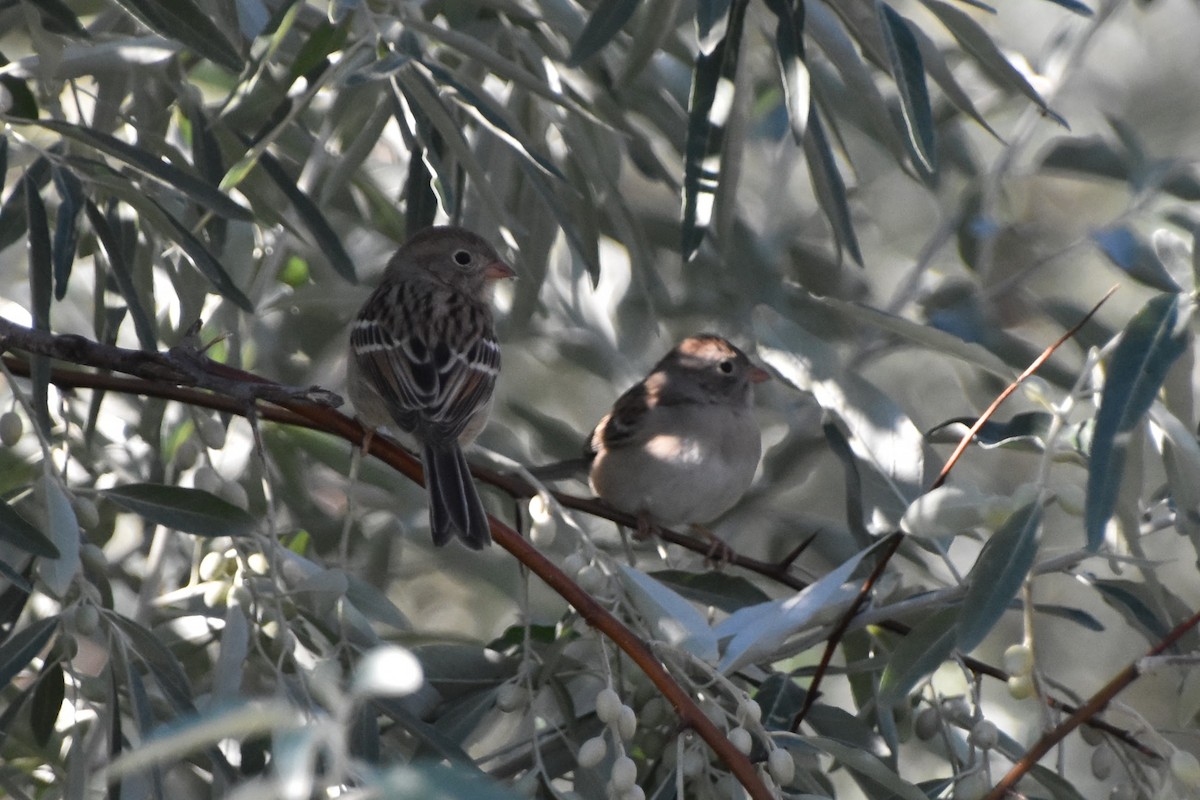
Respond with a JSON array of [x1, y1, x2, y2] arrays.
[[984, 607, 1200, 799], [929, 286, 1117, 491], [791, 532, 904, 731]]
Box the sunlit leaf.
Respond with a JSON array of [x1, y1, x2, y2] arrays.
[[619, 564, 719, 663], [35, 477, 80, 597], [763, 0, 809, 143], [756, 306, 927, 517]]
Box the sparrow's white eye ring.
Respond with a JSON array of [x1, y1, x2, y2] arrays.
[[453, 250, 472, 266]]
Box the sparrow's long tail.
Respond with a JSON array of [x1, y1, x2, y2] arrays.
[[423, 442, 491, 549]]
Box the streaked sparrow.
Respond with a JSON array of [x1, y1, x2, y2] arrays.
[[348, 225, 514, 549]]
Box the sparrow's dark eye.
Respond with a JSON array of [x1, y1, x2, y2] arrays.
[[453, 250, 473, 266], [719, 360, 735, 374]]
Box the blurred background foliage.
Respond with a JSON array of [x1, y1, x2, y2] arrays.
[[2, 0, 1200, 797]]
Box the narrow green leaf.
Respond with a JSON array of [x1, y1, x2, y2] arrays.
[[24, 0, 89, 36], [515, 160, 600, 282], [50, 167, 84, 300], [0, 617, 58, 689], [0, 497, 60, 558], [568, 0, 640, 66], [1042, 0, 1092, 14], [908, 22, 1000, 140], [682, 0, 748, 260], [808, 736, 929, 800], [424, 61, 566, 181], [0, 156, 50, 253], [802, 107, 863, 265], [104, 484, 256, 538], [1041, 136, 1128, 182], [756, 673, 807, 729], [921, 0, 1062, 124], [956, 501, 1042, 652], [1089, 578, 1171, 644], [146, 197, 255, 312], [291, 20, 349, 81], [31, 661, 65, 746], [823, 417, 872, 547], [33, 120, 252, 221], [650, 570, 772, 613], [0, 75, 39, 120], [876, 2, 936, 172], [109, 0, 244, 71], [878, 607, 958, 706], [0, 559, 30, 591], [391, 67, 510, 231], [763, 0, 809, 143], [110, 615, 196, 713], [805, 2, 910, 163], [83, 200, 157, 350], [927, 412, 1055, 449], [696, 0, 733, 53], [25, 175, 53, 438], [26, 175, 52, 332], [241, 139, 357, 284], [106, 702, 299, 780], [1086, 294, 1192, 549]]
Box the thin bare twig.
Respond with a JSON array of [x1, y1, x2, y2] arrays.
[[929, 286, 1117, 490]]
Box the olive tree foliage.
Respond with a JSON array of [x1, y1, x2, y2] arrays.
[[1, 0, 1199, 797]]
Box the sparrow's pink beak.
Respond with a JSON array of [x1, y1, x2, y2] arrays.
[[748, 366, 771, 384], [485, 261, 516, 280]]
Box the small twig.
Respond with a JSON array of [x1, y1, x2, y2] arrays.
[[929, 286, 1117, 490], [790, 532, 904, 731]]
